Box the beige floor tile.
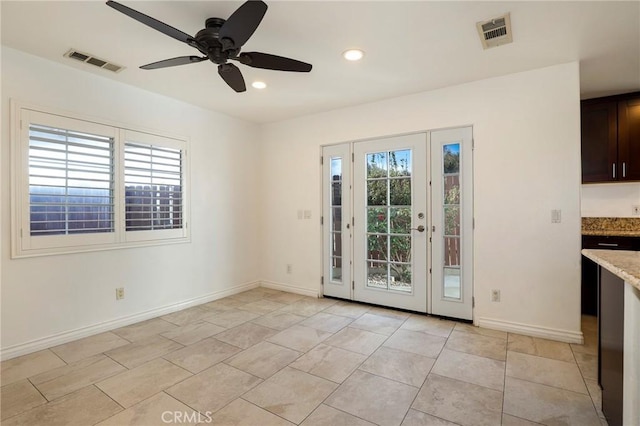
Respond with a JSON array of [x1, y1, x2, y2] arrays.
[[214, 322, 279, 349], [96, 392, 200, 426], [166, 363, 261, 413], [210, 398, 295, 426], [267, 325, 332, 352], [112, 317, 178, 341], [243, 367, 337, 424], [275, 299, 332, 317], [431, 348, 505, 391], [161, 306, 214, 326], [325, 370, 418, 426], [104, 335, 183, 369], [230, 290, 267, 303], [574, 351, 598, 380], [225, 341, 300, 379], [445, 330, 507, 361], [503, 377, 601, 426], [50, 332, 129, 364], [237, 299, 287, 315], [585, 378, 603, 417], [266, 292, 306, 304], [323, 301, 371, 319], [160, 320, 226, 345], [508, 334, 574, 362], [299, 312, 354, 333], [506, 351, 587, 394], [401, 409, 459, 426], [412, 374, 503, 426], [204, 309, 262, 328], [200, 297, 247, 311], [289, 343, 367, 383], [400, 315, 455, 338], [96, 358, 191, 408], [301, 404, 376, 426], [162, 337, 241, 373], [502, 413, 545, 425], [384, 329, 446, 358], [454, 323, 508, 340], [359, 346, 435, 387], [0, 380, 47, 420], [366, 306, 411, 321], [323, 327, 388, 356], [1, 350, 66, 386], [30, 354, 126, 401], [350, 313, 406, 336], [571, 327, 598, 356], [1, 386, 122, 426], [251, 311, 306, 330]]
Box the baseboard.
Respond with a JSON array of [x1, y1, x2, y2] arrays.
[[259, 280, 320, 298], [0, 281, 260, 361], [476, 317, 584, 344]]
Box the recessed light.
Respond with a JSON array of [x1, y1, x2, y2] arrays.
[[252, 81, 267, 89], [343, 49, 365, 61]]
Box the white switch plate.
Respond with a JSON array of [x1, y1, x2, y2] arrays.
[[304, 210, 312, 219], [297, 210, 303, 220], [551, 209, 561, 223]]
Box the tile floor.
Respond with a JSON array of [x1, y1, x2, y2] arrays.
[[0, 288, 606, 426]]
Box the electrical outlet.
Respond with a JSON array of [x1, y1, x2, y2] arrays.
[[286, 264, 292, 274], [491, 289, 500, 302], [633, 205, 640, 216], [116, 287, 125, 300]]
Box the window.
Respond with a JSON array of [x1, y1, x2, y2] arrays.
[[12, 103, 189, 257]]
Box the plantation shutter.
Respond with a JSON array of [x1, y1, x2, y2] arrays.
[[124, 142, 183, 232], [28, 123, 114, 236]]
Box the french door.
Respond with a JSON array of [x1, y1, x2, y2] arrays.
[[322, 128, 473, 319]]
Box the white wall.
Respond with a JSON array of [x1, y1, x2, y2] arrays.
[[259, 62, 583, 340], [1, 48, 261, 357], [581, 183, 640, 217]]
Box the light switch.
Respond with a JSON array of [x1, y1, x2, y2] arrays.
[[551, 209, 561, 223], [297, 210, 303, 220], [304, 210, 312, 219]]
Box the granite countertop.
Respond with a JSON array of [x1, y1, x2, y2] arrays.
[[582, 217, 640, 237], [582, 249, 640, 291]]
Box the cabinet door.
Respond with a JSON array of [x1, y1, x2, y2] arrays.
[[581, 101, 618, 183], [618, 96, 640, 181]]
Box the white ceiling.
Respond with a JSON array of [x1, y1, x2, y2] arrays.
[[2, 1, 639, 123]]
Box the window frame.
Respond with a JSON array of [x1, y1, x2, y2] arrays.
[[11, 100, 190, 258]]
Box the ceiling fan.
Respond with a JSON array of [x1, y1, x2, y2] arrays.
[[106, 0, 312, 92]]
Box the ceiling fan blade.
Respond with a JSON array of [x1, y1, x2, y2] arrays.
[[219, 1, 268, 50], [140, 56, 207, 70], [106, 1, 195, 46], [235, 52, 312, 72], [218, 63, 246, 92]]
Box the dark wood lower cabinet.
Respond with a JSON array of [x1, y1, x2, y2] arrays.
[[599, 267, 624, 426]]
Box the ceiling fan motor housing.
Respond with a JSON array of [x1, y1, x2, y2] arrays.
[[195, 18, 239, 64]]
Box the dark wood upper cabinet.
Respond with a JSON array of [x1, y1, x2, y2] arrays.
[[581, 92, 640, 183]]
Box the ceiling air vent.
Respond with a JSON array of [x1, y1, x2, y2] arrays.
[[476, 13, 513, 50], [64, 49, 125, 73]]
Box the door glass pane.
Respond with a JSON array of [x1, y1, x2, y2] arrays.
[[390, 207, 411, 233], [367, 180, 387, 205], [332, 257, 342, 281], [330, 157, 342, 282], [367, 261, 388, 289], [365, 148, 413, 293], [367, 207, 387, 233], [390, 178, 411, 205], [390, 263, 411, 292], [389, 149, 411, 177], [367, 152, 387, 178], [442, 143, 461, 300]]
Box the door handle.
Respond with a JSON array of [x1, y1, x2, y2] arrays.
[[411, 225, 425, 232]]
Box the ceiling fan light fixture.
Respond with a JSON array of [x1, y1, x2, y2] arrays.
[[252, 81, 267, 89], [343, 49, 364, 61]]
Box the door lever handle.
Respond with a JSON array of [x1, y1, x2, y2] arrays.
[[411, 225, 426, 232]]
